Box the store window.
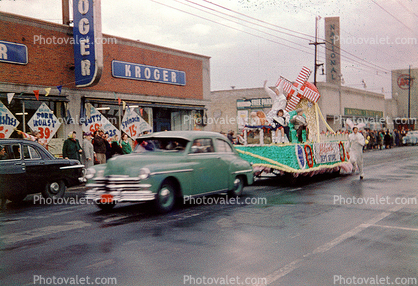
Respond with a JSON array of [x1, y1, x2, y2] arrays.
[[0, 97, 64, 139]]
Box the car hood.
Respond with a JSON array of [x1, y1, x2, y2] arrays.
[[103, 152, 185, 177]]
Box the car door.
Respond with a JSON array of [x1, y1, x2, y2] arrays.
[[188, 138, 229, 194], [22, 143, 47, 194], [0, 143, 26, 198]]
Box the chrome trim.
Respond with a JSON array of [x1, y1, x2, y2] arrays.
[[150, 169, 193, 176], [233, 169, 253, 174], [86, 189, 155, 202], [60, 165, 85, 170]]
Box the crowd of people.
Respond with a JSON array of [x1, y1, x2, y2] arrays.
[[322, 126, 410, 150], [69, 129, 134, 167]]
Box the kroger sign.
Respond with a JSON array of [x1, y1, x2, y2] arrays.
[[73, 0, 103, 87]]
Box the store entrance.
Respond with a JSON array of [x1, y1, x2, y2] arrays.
[[153, 108, 171, 132]]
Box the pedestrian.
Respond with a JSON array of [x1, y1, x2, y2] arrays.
[[121, 133, 132, 154], [384, 131, 391, 149], [93, 129, 107, 164], [290, 108, 308, 143], [62, 131, 83, 161], [82, 132, 94, 168], [110, 135, 123, 157], [346, 119, 366, 180], [348, 126, 366, 179], [104, 133, 112, 161]]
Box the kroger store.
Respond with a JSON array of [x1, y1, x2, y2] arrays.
[[0, 2, 210, 154]]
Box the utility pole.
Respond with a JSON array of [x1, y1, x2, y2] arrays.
[[309, 16, 325, 86], [408, 65, 411, 119], [62, 0, 70, 25]]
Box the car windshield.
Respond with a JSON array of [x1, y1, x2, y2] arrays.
[[134, 138, 189, 153]]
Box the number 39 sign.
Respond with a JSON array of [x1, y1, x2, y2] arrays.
[[28, 103, 62, 144]]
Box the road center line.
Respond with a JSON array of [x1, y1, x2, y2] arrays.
[[258, 204, 404, 286], [0, 220, 91, 244]]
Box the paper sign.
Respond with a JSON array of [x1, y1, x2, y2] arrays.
[[121, 107, 152, 139], [82, 105, 120, 139], [27, 102, 61, 144], [0, 101, 20, 138]]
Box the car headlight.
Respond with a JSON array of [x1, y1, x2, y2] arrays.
[[139, 168, 151, 180], [85, 167, 96, 179]]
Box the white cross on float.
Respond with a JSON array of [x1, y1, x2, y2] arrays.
[[275, 66, 321, 112]]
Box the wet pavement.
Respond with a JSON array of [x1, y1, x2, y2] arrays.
[[0, 146, 417, 286]]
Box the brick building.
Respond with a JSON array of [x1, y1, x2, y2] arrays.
[[0, 11, 210, 153]]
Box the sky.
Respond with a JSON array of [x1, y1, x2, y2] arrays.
[[1, 0, 417, 98]]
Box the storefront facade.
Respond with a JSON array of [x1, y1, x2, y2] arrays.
[[0, 11, 210, 154]]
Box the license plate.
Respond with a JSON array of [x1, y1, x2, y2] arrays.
[[100, 194, 113, 203]]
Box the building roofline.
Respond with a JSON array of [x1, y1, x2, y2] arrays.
[[0, 11, 210, 60]]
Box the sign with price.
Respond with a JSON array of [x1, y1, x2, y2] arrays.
[[121, 107, 152, 139], [0, 101, 20, 138], [82, 105, 120, 139], [27, 103, 61, 144]]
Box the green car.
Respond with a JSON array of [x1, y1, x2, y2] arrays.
[[85, 131, 254, 212]]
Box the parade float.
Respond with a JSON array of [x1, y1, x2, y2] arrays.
[[235, 66, 353, 178]]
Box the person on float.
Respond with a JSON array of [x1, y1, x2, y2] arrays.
[[249, 111, 261, 126], [263, 80, 290, 142], [271, 109, 290, 143], [347, 119, 366, 180], [15, 129, 47, 147], [290, 108, 308, 143]]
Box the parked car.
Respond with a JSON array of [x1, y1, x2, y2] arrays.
[[402, 130, 418, 145], [85, 131, 254, 212], [0, 139, 84, 205]]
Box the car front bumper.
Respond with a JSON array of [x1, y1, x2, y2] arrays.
[[86, 175, 155, 203]]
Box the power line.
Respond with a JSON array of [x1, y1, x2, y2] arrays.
[[174, 0, 314, 53], [370, 0, 414, 33], [196, 0, 391, 73], [149, 0, 314, 55]]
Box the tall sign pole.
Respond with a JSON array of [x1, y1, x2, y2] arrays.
[[62, 0, 70, 25], [73, 0, 103, 87], [325, 17, 341, 86]]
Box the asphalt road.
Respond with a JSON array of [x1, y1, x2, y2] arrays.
[[1, 146, 418, 286]]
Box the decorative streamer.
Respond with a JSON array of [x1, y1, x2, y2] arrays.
[[33, 90, 39, 100]]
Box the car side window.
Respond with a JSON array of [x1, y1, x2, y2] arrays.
[[215, 139, 234, 153], [190, 139, 214, 153], [0, 144, 9, 160], [0, 144, 21, 160], [23, 145, 42, 160]]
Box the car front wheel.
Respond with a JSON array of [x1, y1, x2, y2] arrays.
[[154, 180, 176, 213], [42, 180, 66, 199], [228, 176, 244, 197]]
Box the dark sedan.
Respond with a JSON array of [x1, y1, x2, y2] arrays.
[[0, 139, 84, 206]]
